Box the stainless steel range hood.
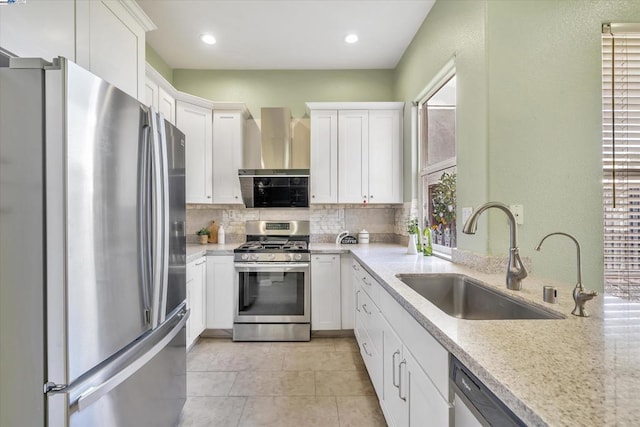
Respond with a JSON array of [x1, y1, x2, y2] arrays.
[[241, 107, 310, 171], [239, 107, 310, 207]]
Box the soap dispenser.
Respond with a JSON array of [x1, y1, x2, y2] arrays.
[[217, 225, 225, 245]]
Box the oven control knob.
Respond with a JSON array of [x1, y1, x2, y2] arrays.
[[241, 254, 249, 260], [250, 254, 259, 261], [268, 254, 275, 261], [294, 254, 302, 261]]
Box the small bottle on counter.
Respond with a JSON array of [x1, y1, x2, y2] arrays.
[[422, 224, 433, 256], [217, 225, 225, 245]]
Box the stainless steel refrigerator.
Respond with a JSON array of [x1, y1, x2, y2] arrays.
[[0, 57, 188, 426]]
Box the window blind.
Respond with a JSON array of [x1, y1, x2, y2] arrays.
[[602, 24, 640, 300]]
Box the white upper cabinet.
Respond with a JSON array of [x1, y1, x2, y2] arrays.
[[177, 100, 213, 204], [212, 110, 244, 204], [368, 109, 403, 203], [307, 102, 404, 204], [309, 110, 338, 203], [158, 87, 176, 125], [146, 64, 177, 125], [0, 0, 76, 61], [0, 0, 155, 102], [177, 94, 249, 205], [339, 110, 369, 204]]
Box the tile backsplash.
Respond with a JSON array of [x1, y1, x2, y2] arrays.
[[186, 202, 415, 244]]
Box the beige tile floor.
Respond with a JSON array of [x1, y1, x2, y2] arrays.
[[178, 337, 387, 427]]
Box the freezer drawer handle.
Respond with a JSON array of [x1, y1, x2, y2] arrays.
[[74, 308, 189, 412], [44, 382, 67, 394]]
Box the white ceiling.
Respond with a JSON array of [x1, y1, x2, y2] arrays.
[[137, 0, 436, 70]]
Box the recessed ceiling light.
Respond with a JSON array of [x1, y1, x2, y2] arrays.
[[201, 34, 216, 45], [345, 34, 359, 44]]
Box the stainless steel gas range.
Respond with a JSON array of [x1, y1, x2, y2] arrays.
[[233, 220, 311, 341]]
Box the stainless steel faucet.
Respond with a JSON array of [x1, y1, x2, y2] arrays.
[[535, 232, 598, 317], [462, 202, 528, 290]]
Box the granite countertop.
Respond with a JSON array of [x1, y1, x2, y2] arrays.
[[313, 243, 638, 427], [186, 243, 238, 263]]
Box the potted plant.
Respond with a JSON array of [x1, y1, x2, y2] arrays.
[[431, 171, 456, 247], [405, 216, 420, 254], [196, 227, 210, 244]]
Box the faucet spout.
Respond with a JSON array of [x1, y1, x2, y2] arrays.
[[535, 232, 598, 317], [463, 202, 527, 290]]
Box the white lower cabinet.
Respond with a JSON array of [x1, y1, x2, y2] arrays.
[[353, 260, 453, 427], [405, 348, 451, 426], [310, 253, 354, 330], [311, 254, 341, 330], [186, 257, 207, 348], [382, 324, 408, 427], [206, 255, 235, 329]]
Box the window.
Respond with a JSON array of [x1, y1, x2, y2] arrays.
[[418, 70, 456, 256], [602, 24, 640, 300]]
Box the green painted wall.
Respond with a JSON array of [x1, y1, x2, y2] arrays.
[[146, 44, 173, 83], [484, 0, 640, 289], [394, 0, 640, 289], [394, 0, 489, 255], [172, 69, 394, 118]]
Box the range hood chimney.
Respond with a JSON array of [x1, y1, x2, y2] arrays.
[[238, 107, 310, 207], [261, 107, 292, 169], [240, 107, 309, 173]]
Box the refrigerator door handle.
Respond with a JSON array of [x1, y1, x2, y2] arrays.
[[149, 108, 165, 329], [156, 112, 170, 325], [139, 110, 153, 325], [74, 306, 189, 412]]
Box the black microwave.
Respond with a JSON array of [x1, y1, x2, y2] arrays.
[[238, 169, 310, 208]]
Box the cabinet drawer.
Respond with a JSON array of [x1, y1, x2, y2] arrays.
[[356, 316, 382, 396], [380, 288, 449, 400], [356, 287, 383, 353], [352, 260, 380, 306]]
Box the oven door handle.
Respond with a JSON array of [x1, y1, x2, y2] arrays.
[[234, 262, 309, 272]]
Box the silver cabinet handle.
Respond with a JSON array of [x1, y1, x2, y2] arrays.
[[352, 264, 360, 271], [355, 290, 361, 312], [362, 342, 372, 357], [399, 359, 407, 401], [195, 259, 205, 266], [362, 304, 371, 315], [362, 276, 371, 286], [392, 350, 400, 388]]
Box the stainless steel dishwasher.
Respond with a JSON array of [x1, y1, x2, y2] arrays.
[[450, 355, 526, 427]]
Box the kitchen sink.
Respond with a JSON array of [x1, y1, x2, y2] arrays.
[[396, 273, 564, 320]]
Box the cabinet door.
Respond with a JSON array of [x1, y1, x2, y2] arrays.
[[206, 255, 235, 329], [368, 109, 402, 203], [340, 254, 354, 329], [311, 254, 341, 330], [158, 87, 176, 125], [382, 323, 408, 427], [0, 0, 75, 62], [77, 0, 145, 100], [212, 111, 243, 204], [177, 101, 213, 204], [145, 78, 158, 109], [310, 109, 338, 203], [404, 349, 453, 427], [187, 257, 207, 347], [338, 110, 369, 203]]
